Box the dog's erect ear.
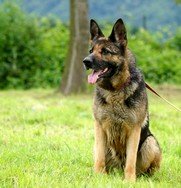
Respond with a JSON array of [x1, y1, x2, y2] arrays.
[[109, 19, 127, 53], [90, 19, 104, 40]]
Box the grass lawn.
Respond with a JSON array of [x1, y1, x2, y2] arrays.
[[0, 87, 180, 187]]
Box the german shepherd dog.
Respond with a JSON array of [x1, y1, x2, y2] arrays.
[[83, 19, 162, 181]]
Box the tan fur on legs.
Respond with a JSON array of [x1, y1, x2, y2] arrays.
[[124, 125, 141, 182], [94, 121, 107, 173], [136, 136, 162, 175]]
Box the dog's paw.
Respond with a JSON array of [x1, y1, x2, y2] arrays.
[[124, 167, 136, 182], [94, 163, 107, 174], [124, 177, 136, 182], [124, 173, 136, 182]]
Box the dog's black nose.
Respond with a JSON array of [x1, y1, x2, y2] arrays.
[[83, 56, 93, 69]]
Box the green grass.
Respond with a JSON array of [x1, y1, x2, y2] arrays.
[[0, 88, 180, 187]]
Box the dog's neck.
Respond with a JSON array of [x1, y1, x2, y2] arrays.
[[118, 76, 131, 91]]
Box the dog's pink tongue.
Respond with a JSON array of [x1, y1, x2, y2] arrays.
[[88, 70, 101, 84]]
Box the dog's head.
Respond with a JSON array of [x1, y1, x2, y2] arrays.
[[83, 19, 130, 91]]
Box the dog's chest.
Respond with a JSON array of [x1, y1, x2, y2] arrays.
[[94, 93, 139, 166], [94, 94, 132, 138], [94, 93, 136, 128], [94, 97, 130, 166]]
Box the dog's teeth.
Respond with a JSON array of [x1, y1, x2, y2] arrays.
[[103, 68, 108, 73]]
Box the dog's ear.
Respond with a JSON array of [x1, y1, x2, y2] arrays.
[[109, 19, 127, 54], [90, 19, 104, 40]]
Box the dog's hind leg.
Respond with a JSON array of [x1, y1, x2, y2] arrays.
[[136, 136, 162, 175]]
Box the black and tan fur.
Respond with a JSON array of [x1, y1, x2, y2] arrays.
[[83, 19, 161, 181]]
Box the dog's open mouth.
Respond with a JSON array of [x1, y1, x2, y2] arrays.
[[88, 68, 109, 84]]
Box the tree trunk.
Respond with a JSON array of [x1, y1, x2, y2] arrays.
[[60, 0, 89, 95]]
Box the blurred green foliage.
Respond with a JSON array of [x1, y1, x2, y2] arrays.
[[0, 2, 180, 89], [0, 2, 69, 89], [128, 29, 181, 84]]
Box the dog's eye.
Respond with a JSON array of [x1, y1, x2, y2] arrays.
[[102, 48, 110, 55], [89, 49, 93, 54]]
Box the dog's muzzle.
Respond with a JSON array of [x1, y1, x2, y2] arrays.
[[83, 54, 94, 70]]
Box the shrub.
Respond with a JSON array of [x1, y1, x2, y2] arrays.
[[0, 2, 69, 89], [128, 29, 181, 84]]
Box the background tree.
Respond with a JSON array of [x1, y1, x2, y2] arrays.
[[60, 0, 89, 94]]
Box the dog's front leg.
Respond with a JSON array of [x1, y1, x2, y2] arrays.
[[94, 121, 107, 173], [124, 125, 141, 181]]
